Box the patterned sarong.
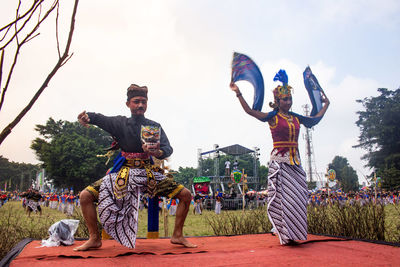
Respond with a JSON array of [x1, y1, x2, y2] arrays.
[[98, 168, 166, 248], [267, 161, 308, 245], [215, 201, 222, 214], [66, 203, 74, 216], [26, 199, 39, 213]]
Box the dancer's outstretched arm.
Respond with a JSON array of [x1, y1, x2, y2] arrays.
[[230, 82, 270, 121]]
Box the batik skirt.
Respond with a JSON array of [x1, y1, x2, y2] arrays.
[[26, 199, 40, 213], [98, 168, 183, 249], [267, 161, 308, 245]]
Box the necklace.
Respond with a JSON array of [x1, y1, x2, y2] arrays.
[[279, 112, 293, 122]]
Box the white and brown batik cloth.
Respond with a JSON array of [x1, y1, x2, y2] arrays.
[[98, 167, 183, 249], [26, 199, 39, 213], [267, 161, 308, 245]]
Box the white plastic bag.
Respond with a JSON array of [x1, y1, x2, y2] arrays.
[[41, 219, 80, 247]]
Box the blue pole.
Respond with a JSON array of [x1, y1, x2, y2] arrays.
[[147, 196, 159, 238]]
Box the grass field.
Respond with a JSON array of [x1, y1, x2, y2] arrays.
[[1, 200, 400, 260]]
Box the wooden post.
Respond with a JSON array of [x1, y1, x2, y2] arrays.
[[163, 197, 169, 237], [374, 172, 377, 205], [242, 169, 245, 213]]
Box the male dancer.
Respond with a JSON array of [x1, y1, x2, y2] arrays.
[[74, 84, 196, 251]]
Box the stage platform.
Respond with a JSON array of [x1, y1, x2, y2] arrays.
[[5, 233, 400, 266]]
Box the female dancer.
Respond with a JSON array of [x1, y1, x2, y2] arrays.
[[230, 70, 329, 245]]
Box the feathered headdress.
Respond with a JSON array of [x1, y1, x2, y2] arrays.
[[273, 69, 292, 99], [269, 69, 292, 109]]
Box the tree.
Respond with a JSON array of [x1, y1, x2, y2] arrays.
[[328, 156, 359, 192], [31, 118, 113, 190], [379, 166, 400, 191], [172, 167, 197, 189], [0, 156, 39, 191], [258, 165, 269, 189], [0, 0, 80, 145], [354, 88, 400, 189]]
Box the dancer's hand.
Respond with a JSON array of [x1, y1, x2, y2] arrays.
[[78, 111, 90, 127], [230, 82, 239, 93], [142, 142, 163, 158], [321, 92, 330, 105]]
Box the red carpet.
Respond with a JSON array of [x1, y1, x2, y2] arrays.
[[10, 234, 400, 266]]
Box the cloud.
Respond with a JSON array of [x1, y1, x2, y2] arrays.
[[315, 0, 400, 27]]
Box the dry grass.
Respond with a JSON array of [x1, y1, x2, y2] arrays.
[[307, 203, 386, 240], [0, 201, 73, 259], [384, 205, 400, 243], [136, 207, 214, 237], [204, 208, 272, 236]]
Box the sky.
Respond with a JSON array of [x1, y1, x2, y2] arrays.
[[0, 0, 399, 186]]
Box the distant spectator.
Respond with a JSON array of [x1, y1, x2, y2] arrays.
[[224, 160, 231, 176]]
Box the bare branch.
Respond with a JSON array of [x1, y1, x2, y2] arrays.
[[0, 0, 80, 145], [14, 1, 22, 46], [0, 50, 4, 90], [25, 32, 40, 43], [19, 1, 59, 47], [0, 26, 12, 43], [38, 1, 42, 24], [60, 52, 74, 67], [0, 0, 38, 32], [0, 43, 21, 111], [55, 1, 61, 58], [0, 1, 43, 50], [0, 1, 59, 110]]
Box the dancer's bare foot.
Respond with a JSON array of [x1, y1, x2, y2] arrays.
[[73, 239, 102, 251], [170, 236, 197, 248]]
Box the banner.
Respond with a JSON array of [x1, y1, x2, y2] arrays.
[[36, 169, 45, 191], [193, 177, 210, 195]]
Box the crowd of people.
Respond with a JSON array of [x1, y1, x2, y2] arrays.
[[186, 188, 400, 214], [309, 189, 400, 206], [0, 189, 81, 216], [3, 187, 398, 215]]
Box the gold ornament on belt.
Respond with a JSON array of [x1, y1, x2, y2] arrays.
[[113, 166, 130, 199]]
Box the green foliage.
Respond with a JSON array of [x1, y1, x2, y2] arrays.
[[172, 166, 197, 188], [355, 88, 400, 189], [259, 165, 269, 188], [307, 181, 317, 190], [328, 156, 359, 192], [379, 166, 400, 190], [0, 156, 39, 191], [30, 118, 113, 191]]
